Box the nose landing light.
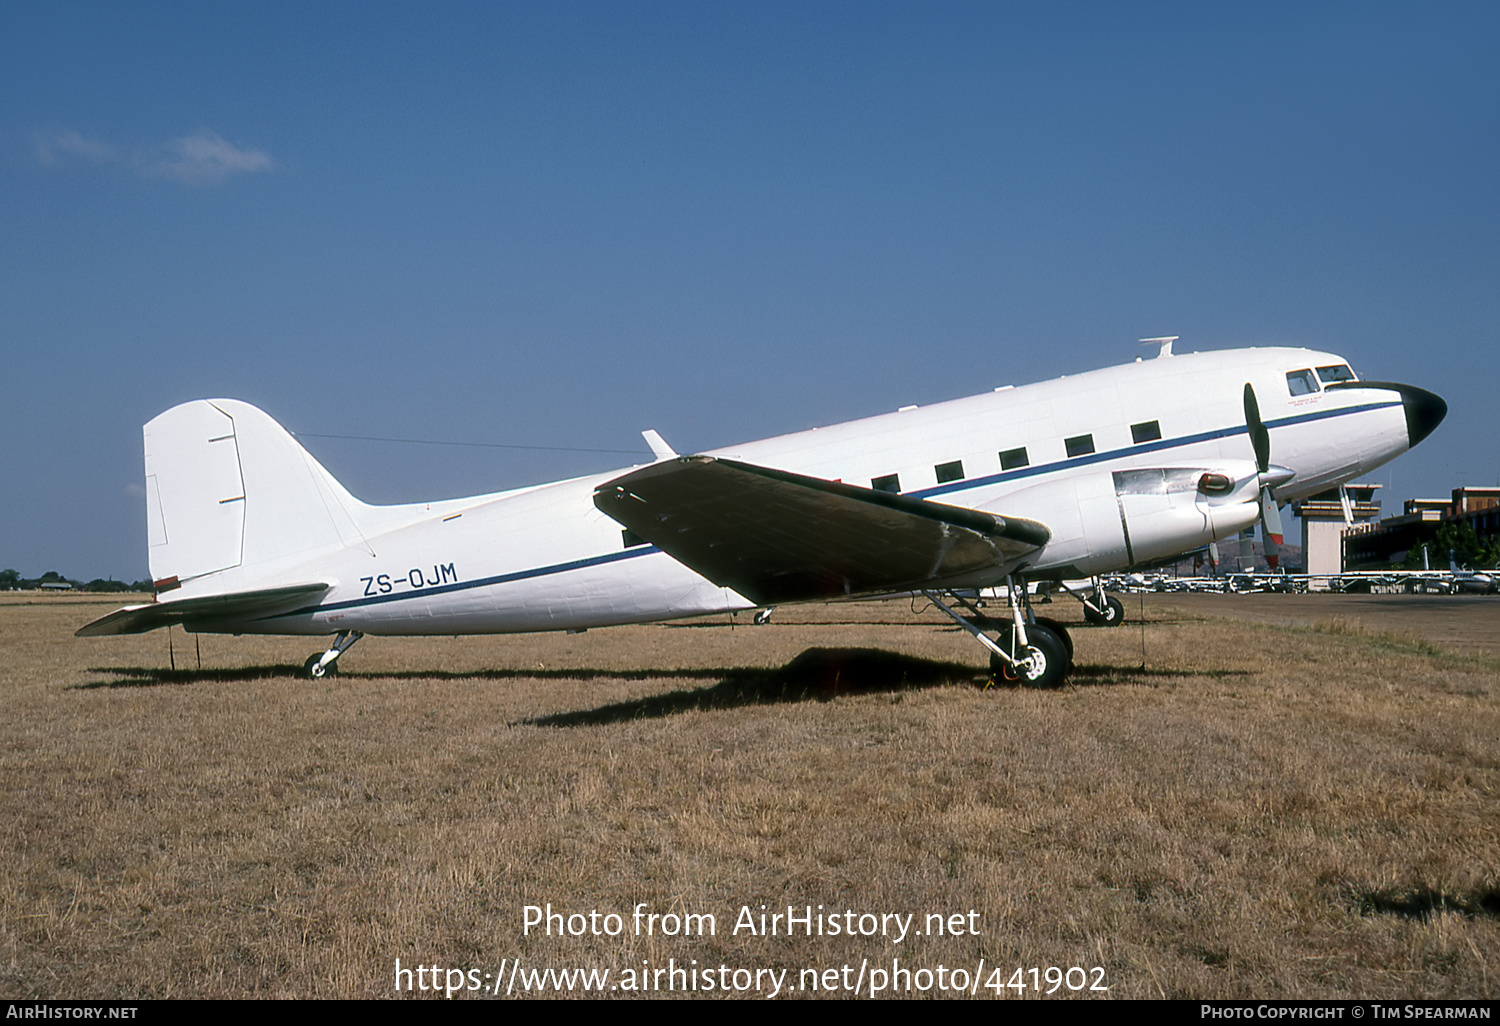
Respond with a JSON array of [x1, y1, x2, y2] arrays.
[[1198, 472, 1233, 496]]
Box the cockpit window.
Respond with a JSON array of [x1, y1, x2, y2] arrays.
[[1316, 364, 1356, 384], [1286, 369, 1320, 396]]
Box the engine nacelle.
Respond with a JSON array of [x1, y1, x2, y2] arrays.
[[982, 461, 1264, 576]]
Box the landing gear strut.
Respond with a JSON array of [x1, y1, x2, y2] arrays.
[[303, 630, 363, 679], [924, 579, 1073, 688], [1060, 577, 1126, 627]]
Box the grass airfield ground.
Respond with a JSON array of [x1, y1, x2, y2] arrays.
[[1, 592, 1496, 999]]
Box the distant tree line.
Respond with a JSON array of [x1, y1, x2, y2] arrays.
[[0, 569, 153, 592]]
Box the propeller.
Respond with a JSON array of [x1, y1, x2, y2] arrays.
[[1242, 383, 1294, 570]]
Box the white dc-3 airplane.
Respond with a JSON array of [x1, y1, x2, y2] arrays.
[[79, 339, 1446, 688]]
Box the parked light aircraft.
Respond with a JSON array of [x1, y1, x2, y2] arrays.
[[1351, 558, 1498, 595], [1096, 568, 1496, 596], [78, 341, 1446, 687]]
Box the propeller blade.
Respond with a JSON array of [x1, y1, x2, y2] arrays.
[[1243, 382, 1271, 474], [1260, 487, 1284, 570], [1244, 381, 1292, 570]]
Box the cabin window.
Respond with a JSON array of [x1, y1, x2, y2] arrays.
[[622, 529, 648, 549], [934, 460, 964, 484], [1131, 420, 1162, 444], [871, 473, 901, 493], [1316, 364, 1356, 384], [999, 447, 1029, 471], [1286, 369, 1320, 396], [1065, 434, 1095, 458]]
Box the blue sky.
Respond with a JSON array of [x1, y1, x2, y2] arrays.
[[3, 1, 1496, 580]]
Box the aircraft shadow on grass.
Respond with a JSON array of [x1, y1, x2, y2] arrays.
[[79, 649, 1232, 723], [519, 651, 1240, 726], [522, 648, 983, 727], [80, 648, 980, 695]]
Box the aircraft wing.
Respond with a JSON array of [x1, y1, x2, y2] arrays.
[[75, 582, 330, 637], [594, 456, 1050, 605]]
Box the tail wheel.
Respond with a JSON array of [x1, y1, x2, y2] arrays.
[[989, 623, 1071, 688], [1083, 594, 1125, 627]]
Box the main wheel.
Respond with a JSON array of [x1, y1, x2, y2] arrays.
[[1032, 616, 1074, 658], [1083, 594, 1125, 627], [302, 653, 338, 679], [989, 623, 1071, 688]]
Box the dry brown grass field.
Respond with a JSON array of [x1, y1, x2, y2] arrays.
[[2, 591, 1496, 999]]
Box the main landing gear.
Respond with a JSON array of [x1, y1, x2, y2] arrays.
[[924, 580, 1073, 689], [302, 630, 364, 679]]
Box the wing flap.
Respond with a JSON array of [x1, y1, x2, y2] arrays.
[[594, 457, 1049, 604], [75, 582, 330, 637]]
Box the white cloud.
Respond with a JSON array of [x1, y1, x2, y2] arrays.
[[34, 128, 275, 185], [136, 130, 276, 185]]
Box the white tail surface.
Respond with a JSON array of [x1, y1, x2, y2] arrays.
[[145, 399, 373, 587]]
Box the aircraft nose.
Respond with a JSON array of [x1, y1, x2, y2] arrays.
[[1397, 383, 1447, 448]]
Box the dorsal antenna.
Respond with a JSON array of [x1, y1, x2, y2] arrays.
[[1139, 336, 1178, 358]]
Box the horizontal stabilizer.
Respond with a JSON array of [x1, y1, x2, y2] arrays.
[[75, 582, 330, 637], [594, 456, 1049, 604]]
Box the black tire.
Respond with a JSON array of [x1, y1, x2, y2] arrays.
[[988, 623, 1071, 688], [1083, 594, 1125, 627], [1032, 616, 1074, 658], [303, 653, 338, 679]]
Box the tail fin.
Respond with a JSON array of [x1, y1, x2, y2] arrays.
[[144, 399, 372, 589]]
